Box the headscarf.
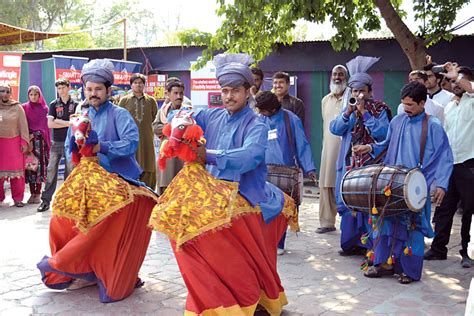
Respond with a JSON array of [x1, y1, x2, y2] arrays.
[[346, 56, 380, 89], [213, 53, 255, 88], [22, 85, 51, 149], [81, 59, 115, 86], [0, 89, 29, 142]]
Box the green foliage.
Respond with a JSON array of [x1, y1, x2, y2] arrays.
[[180, 0, 468, 69], [413, 0, 470, 47]]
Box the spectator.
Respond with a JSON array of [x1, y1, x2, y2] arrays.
[[272, 71, 305, 124], [0, 84, 29, 207], [317, 64, 348, 234], [22, 86, 50, 204], [425, 64, 474, 268], [37, 78, 78, 212], [119, 73, 158, 189], [424, 63, 454, 107]]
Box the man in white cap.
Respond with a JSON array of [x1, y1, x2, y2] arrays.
[[317, 64, 348, 234], [330, 56, 391, 256]]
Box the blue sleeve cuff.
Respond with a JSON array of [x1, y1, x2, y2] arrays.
[[206, 150, 218, 165], [342, 113, 350, 121], [99, 142, 109, 155], [362, 112, 372, 121]]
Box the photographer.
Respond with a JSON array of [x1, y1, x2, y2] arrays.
[[424, 63, 455, 108], [425, 63, 474, 268]]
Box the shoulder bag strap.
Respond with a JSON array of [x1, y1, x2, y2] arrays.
[[419, 113, 429, 167], [283, 110, 298, 167]]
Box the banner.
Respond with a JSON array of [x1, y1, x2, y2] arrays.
[[146, 74, 167, 101], [190, 61, 222, 109], [53, 55, 89, 102], [108, 59, 142, 96], [0, 53, 22, 100]]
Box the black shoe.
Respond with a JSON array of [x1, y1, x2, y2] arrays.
[[316, 226, 336, 234], [423, 249, 447, 260], [37, 202, 50, 212], [339, 247, 366, 257]]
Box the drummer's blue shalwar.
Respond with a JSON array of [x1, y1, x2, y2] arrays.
[[370, 111, 453, 280], [330, 108, 390, 251]]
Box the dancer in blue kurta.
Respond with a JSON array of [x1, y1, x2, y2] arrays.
[[160, 53, 298, 315], [255, 91, 317, 253], [330, 56, 391, 255], [65, 60, 141, 180], [353, 81, 453, 284]]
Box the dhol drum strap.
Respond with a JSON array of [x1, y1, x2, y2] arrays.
[[419, 114, 429, 167], [283, 110, 299, 168]]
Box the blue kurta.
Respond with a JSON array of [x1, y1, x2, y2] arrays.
[[370, 111, 453, 280], [263, 109, 316, 174], [330, 107, 390, 251], [65, 101, 142, 180]]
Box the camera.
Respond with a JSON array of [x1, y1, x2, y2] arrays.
[[431, 65, 446, 75]]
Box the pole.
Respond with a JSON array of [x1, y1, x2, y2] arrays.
[[123, 18, 127, 61]]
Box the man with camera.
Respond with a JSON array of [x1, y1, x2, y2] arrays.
[[330, 56, 391, 256], [425, 63, 474, 268], [424, 63, 455, 108]]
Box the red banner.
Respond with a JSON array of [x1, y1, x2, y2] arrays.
[[55, 68, 82, 84], [0, 53, 22, 100], [113, 71, 133, 86], [146, 74, 167, 100]]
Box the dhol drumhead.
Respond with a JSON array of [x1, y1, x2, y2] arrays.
[[403, 169, 427, 211]]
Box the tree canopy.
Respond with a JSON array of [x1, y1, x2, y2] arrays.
[[178, 0, 471, 70]]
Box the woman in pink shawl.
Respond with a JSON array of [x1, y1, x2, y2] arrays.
[[22, 86, 51, 204], [0, 84, 29, 207]]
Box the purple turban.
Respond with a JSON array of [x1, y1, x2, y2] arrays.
[[81, 59, 115, 86], [213, 53, 255, 88], [346, 56, 380, 89]]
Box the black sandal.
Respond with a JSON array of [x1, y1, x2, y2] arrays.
[[364, 265, 394, 278], [398, 273, 414, 284], [15, 201, 25, 207]]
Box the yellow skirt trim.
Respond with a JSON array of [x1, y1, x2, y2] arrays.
[[184, 291, 288, 316]]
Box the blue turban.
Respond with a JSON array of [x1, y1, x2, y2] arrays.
[[81, 59, 115, 86], [346, 56, 380, 89], [213, 53, 255, 88]]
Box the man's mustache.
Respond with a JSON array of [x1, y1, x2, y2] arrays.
[[89, 96, 100, 100]]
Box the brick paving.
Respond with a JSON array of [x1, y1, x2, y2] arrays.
[[0, 187, 471, 315]]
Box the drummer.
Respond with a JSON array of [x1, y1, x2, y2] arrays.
[[330, 56, 392, 256], [353, 81, 453, 284], [255, 91, 317, 255]]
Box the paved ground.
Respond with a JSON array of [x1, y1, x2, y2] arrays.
[[0, 186, 471, 315]]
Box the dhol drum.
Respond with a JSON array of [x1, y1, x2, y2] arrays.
[[341, 164, 427, 216], [267, 164, 303, 206]]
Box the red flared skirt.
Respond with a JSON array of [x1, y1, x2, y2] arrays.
[[37, 195, 155, 303], [172, 212, 289, 315]]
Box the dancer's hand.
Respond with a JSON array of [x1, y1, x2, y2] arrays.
[[196, 143, 206, 165], [352, 144, 371, 155], [308, 171, 317, 183]]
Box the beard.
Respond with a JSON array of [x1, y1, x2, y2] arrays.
[[330, 81, 347, 95]]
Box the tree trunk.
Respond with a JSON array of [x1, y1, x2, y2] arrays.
[[373, 0, 427, 70]]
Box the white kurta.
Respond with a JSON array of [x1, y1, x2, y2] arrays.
[[319, 93, 343, 188]]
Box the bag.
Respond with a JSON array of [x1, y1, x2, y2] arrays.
[[25, 153, 39, 172]]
